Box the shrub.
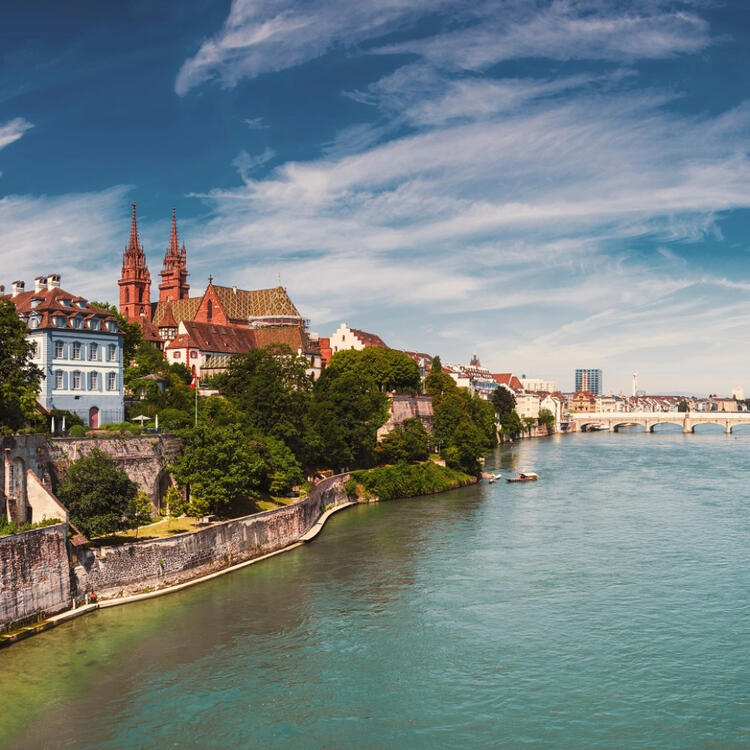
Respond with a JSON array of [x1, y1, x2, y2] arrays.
[[350, 461, 473, 502], [69, 424, 87, 437]]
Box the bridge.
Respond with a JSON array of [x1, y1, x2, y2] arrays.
[[567, 411, 750, 434]]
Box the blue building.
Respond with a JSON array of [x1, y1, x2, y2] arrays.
[[574, 368, 603, 395], [5, 275, 124, 426]]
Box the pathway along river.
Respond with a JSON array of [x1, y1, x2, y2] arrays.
[[3, 430, 750, 749]]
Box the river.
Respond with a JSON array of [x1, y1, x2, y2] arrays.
[[3, 430, 750, 749]]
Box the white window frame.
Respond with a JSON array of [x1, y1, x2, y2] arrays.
[[72, 342, 82, 360], [72, 371, 81, 390]]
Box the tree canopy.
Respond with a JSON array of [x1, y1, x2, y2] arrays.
[[325, 347, 421, 393], [57, 449, 138, 537], [490, 386, 516, 419], [0, 298, 42, 432]]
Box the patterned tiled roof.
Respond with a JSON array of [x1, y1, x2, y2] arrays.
[[213, 285, 301, 320], [152, 297, 202, 326]]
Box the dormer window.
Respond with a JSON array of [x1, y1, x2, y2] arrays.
[[107, 321, 118, 333], [89, 318, 100, 331], [61, 298, 72, 307], [73, 316, 83, 329], [54, 315, 66, 327], [29, 316, 40, 329], [77, 300, 87, 308], [30, 298, 42, 308]]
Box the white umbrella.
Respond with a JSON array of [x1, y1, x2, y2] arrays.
[[131, 415, 150, 425]]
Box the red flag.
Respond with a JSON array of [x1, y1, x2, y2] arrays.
[[190, 375, 199, 389]]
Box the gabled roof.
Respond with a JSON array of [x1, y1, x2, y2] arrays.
[[492, 373, 523, 392], [157, 301, 177, 328], [165, 321, 313, 356], [350, 328, 387, 348], [165, 321, 256, 354], [212, 284, 301, 320], [4, 286, 120, 334]]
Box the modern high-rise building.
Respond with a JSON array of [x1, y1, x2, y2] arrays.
[[575, 368, 602, 395]]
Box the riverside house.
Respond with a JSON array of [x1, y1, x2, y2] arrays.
[[3, 275, 124, 427]]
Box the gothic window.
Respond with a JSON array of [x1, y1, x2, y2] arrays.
[[207, 300, 213, 321], [138, 288, 143, 302]]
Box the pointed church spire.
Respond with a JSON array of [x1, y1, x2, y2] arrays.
[[168, 207, 179, 256], [128, 202, 141, 253]]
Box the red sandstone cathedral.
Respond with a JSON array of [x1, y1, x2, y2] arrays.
[[118, 203, 321, 377]]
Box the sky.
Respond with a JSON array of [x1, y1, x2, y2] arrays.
[[2, 0, 750, 395]]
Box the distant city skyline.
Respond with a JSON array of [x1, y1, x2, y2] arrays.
[[3, 1, 750, 394]]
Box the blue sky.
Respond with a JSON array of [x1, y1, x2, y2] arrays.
[[2, 0, 750, 394]]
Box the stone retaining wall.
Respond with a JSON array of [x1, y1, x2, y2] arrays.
[[48, 435, 182, 511], [74, 474, 349, 600], [0, 524, 71, 631]]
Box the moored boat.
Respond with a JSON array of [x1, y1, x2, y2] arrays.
[[506, 472, 538, 483]]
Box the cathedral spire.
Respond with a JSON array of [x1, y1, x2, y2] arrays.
[[128, 202, 141, 253], [159, 208, 190, 302], [168, 207, 179, 256]]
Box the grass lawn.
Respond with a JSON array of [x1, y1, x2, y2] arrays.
[[89, 495, 299, 547]]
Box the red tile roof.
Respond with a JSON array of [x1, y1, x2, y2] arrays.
[[165, 321, 313, 356], [349, 328, 387, 348], [492, 373, 523, 392], [4, 286, 120, 335]]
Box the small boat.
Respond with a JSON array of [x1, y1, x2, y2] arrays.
[[506, 472, 538, 483], [482, 472, 502, 483]]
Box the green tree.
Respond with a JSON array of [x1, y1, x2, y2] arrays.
[[678, 400, 689, 412], [538, 408, 555, 431], [265, 436, 304, 495], [163, 485, 187, 520], [0, 298, 43, 432], [424, 356, 459, 411], [325, 348, 421, 393], [57, 449, 138, 538], [223, 345, 312, 459], [307, 368, 389, 469], [500, 409, 523, 439], [170, 423, 267, 516], [523, 417, 536, 435], [490, 387, 516, 419], [444, 418, 485, 475], [129, 490, 153, 537], [376, 417, 430, 464], [90, 301, 143, 362]]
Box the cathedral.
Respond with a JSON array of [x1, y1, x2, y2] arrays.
[[117, 203, 322, 377]]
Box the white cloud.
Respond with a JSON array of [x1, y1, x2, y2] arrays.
[[232, 147, 276, 181], [0, 186, 133, 302], [175, 0, 448, 95], [0, 118, 33, 150]]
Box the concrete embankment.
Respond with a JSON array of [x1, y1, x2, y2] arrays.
[[0, 474, 350, 645]]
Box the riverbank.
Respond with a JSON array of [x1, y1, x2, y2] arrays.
[[348, 460, 477, 502], [0, 462, 475, 648]]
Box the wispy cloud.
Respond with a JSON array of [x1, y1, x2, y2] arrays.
[[0, 117, 33, 150], [0, 186, 132, 302], [232, 147, 276, 181], [243, 116, 269, 129]]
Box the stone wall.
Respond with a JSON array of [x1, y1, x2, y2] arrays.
[[377, 394, 434, 439], [0, 524, 71, 631], [48, 435, 182, 511], [1, 434, 53, 524], [74, 474, 349, 599]]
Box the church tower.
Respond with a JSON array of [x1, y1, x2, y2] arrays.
[[118, 202, 152, 322], [158, 208, 190, 303]]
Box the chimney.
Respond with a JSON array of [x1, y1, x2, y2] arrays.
[[0, 285, 5, 295], [34, 276, 47, 293], [47, 274, 61, 290], [232, 285, 237, 295], [11, 280, 25, 297]]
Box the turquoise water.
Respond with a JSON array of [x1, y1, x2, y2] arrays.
[[3, 431, 750, 749]]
